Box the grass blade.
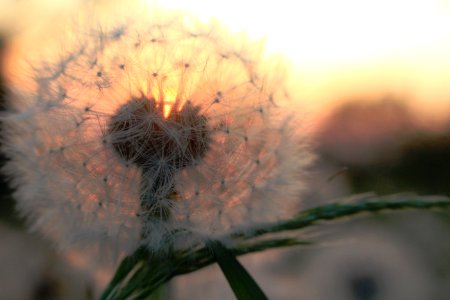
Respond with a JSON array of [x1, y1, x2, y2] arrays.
[[208, 240, 269, 300]]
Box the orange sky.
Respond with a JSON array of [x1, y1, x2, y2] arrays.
[[2, 0, 450, 128], [153, 0, 450, 127]]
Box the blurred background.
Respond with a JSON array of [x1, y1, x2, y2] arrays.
[[1, 0, 450, 299]]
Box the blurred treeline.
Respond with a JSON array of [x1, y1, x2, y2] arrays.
[[0, 36, 18, 225], [317, 98, 450, 196]]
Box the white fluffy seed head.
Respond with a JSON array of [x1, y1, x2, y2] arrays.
[[1, 3, 314, 260]]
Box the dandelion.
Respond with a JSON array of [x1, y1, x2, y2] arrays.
[[1, 4, 312, 260]]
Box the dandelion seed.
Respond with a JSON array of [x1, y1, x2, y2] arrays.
[[1, 4, 313, 260]]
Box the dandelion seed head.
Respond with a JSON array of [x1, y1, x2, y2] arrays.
[[2, 3, 313, 260], [107, 97, 209, 170]]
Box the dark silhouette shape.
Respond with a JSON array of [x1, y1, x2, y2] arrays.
[[0, 35, 21, 225]]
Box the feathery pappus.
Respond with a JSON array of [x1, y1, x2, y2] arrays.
[[1, 2, 313, 260]]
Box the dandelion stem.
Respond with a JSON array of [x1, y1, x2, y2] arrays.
[[140, 167, 173, 222], [101, 195, 450, 299]]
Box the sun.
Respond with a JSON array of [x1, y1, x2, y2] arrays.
[[162, 89, 177, 118]]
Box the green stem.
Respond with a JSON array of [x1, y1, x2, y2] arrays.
[[208, 240, 269, 300], [99, 247, 149, 300], [237, 195, 450, 239], [100, 195, 450, 299]]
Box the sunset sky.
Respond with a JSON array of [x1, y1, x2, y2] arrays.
[[2, 0, 450, 127], [154, 0, 450, 127]]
